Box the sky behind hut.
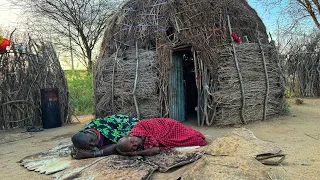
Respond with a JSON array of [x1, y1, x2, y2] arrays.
[[0, 0, 20, 28], [248, 0, 281, 34]]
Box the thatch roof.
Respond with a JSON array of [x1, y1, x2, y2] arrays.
[[100, 0, 268, 57]]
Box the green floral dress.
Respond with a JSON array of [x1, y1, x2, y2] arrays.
[[81, 114, 139, 143]]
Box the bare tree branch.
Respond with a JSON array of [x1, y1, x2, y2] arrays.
[[256, 0, 320, 31], [15, 0, 121, 71]]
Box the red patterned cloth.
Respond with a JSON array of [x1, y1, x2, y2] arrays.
[[231, 32, 242, 44], [0, 38, 10, 50], [128, 118, 206, 150]]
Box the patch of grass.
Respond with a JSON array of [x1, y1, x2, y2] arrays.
[[65, 70, 94, 115], [282, 99, 291, 115]]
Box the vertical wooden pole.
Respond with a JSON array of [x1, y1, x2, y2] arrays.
[[133, 42, 140, 118], [203, 67, 209, 126], [193, 50, 201, 126], [257, 34, 269, 121], [199, 59, 205, 127], [227, 15, 246, 125]]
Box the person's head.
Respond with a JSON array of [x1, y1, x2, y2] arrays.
[[116, 136, 142, 152], [71, 131, 99, 150]]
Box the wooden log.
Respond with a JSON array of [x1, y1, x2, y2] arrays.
[[199, 59, 205, 127], [2, 100, 34, 105], [227, 15, 246, 125], [6, 115, 35, 123], [133, 42, 140, 119], [257, 35, 269, 121], [193, 49, 201, 126], [203, 68, 209, 126]]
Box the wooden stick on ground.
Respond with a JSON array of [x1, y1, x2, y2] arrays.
[[305, 133, 320, 140], [227, 15, 246, 125], [133, 41, 140, 118]]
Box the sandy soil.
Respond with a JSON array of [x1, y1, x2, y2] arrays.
[[0, 99, 319, 180]]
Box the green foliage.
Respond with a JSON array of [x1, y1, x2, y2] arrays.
[[65, 70, 94, 115], [284, 87, 295, 98], [282, 99, 291, 115]]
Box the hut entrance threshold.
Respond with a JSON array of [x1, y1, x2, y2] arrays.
[[169, 49, 198, 122]]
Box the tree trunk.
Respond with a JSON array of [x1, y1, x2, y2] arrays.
[[86, 49, 93, 72], [87, 57, 93, 72]]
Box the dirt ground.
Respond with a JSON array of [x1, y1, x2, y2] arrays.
[[0, 99, 319, 180]]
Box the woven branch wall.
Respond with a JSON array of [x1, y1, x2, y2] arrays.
[[0, 40, 71, 130], [95, 49, 160, 118], [287, 52, 320, 97], [213, 43, 284, 125]]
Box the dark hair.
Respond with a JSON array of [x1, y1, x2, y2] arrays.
[[116, 136, 129, 152], [71, 132, 88, 149]]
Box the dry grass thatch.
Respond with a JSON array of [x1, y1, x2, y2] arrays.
[[0, 39, 71, 130], [95, 0, 284, 126]]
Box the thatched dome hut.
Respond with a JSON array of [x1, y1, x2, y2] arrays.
[[0, 39, 70, 130], [95, 0, 285, 126]]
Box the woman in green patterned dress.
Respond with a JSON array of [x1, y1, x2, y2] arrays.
[[71, 114, 139, 159]]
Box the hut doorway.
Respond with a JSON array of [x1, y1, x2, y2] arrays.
[[183, 51, 198, 120], [169, 49, 198, 122]]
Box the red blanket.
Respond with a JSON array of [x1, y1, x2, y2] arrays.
[[129, 118, 206, 150]]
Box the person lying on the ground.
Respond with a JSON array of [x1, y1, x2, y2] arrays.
[[71, 114, 139, 159], [116, 118, 207, 156]]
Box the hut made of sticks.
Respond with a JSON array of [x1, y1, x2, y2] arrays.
[[95, 0, 285, 126], [0, 38, 70, 130], [286, 34, 320, 98], [287, 51, 320, 97]]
